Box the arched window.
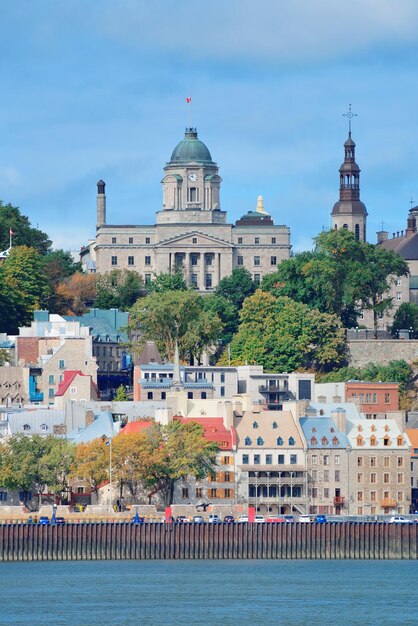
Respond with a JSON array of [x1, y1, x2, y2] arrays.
[[257, 436, 264, 446], [277, 437, 283, 446], [332, 437, 339, 446], [355, 224, 360, 241], [245, 437, 252, 446], [40, 424, 48, 431], [343, 223, 348, 229], [23, 424, 30, 431], [321, 437, 328, 446], [288, 436, 295, 446], [311, 436, 317, 445], [272, 421, 278, 429], [252, 421, 258, 429]]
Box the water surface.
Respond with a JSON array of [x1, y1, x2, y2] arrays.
[[1, 559, 417, 625]]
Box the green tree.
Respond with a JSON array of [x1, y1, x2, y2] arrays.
[[39, 439, 76, 500], [142, 421, 218, 507], [390, 303, 418, 338], [215, 267, 256, 310], [94, 269, 145, 310], [202, 294, 239, 359], [147, 268, 187, 293], [0, 246, 51, 333], [219, 290, 346, 372], [129, 290, 223, 363], [353, 243, 409, 337], [43, 249, 82, 312], [114, 385, 129, 401], [262, 229, 408, 332], [0, 435, 66, 508], [0, 201, 51, 254], [0, 349, 10, 366]]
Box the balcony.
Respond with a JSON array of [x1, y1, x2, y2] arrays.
[[259, 384, 286, 393], [30, 391, 44, 403], [379, 498, 397, 509], [334, 496, 345, 506]]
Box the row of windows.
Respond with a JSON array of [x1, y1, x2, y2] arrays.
[[311, 488, 339, 499], [242, 453, 298, 465], [244, 436, 296, 446], [357, 472, 404, 484], [311, 470, 340, 482], [146, 391, 208, 400], [312, 455, 341, 466], [111, 237, 151, 245], [357, 491, 404, 502], [237, 236, 277, 245], [350, 392, 392, 404], [357, 456, 404, 468], [112, 256, 152, 266], [0, 491, 33, 502], [237, 256, 277, 267], [182, 487, 234, 499]]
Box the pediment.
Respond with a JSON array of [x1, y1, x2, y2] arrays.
[[156, 231, 233, 248]]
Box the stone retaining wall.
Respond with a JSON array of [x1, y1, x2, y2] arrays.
[[348, 340, 418, 368]]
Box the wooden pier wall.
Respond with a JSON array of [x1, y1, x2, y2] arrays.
[[0, 522, 417, 561]]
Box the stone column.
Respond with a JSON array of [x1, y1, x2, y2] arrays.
[[184, 253, 190, 285], [214, 252, 220, 287], [200, 253, 206, 290], [168, 252, 172, 274]]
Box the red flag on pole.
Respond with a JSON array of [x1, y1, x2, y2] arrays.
[[186, 97, 192, 103]]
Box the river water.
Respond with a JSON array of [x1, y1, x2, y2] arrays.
[[1, 559, 417, 625]]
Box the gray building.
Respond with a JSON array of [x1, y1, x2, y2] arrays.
[[81, 128, 291, 287]]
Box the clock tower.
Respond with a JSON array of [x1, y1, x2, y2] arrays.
[[159, 128, 223, 224]]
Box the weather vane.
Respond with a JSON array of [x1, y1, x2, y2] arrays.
[[343, 104, 358, 134]]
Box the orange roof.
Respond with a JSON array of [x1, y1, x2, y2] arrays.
[[174, 416, 234, 450], [406, 429, 418, 455], [121, 421, 154, 435]]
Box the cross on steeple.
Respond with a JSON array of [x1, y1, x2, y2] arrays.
[[343, 104, 358, 134], [410, 196, 415, 210]]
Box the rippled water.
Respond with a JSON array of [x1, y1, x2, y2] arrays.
[[1, 559, 417, 625]]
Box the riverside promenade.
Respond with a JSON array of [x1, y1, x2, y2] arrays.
[[1, 521, 417, 561]]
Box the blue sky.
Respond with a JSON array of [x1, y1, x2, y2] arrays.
[[2, 0, 418, 253]]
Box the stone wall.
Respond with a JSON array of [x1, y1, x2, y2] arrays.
[[348, 340, 418, 368]]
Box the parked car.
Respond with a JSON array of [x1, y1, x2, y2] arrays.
[[254, 515, 266, 523], [284, 515, 295, 523], [223, 515, 235, 523], [54, 517, 66, 525], [175, 516, 189, 524], [266, 516, 285, 523], [193, 515, 204, 524], [315, 515, 327, 523], [237, 515, 249, 523], [39, 516, 50, 525], [208, 514, 221, 524], [389, 516, 413, 524], [298, 515, 312, 523]]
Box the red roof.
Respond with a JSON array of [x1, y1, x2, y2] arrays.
[[121, 421, 154, 435], [174, 416, 234, 450], [55, 370, 99, 398]]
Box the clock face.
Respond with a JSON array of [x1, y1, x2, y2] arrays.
[[188, 171, 198, 182]]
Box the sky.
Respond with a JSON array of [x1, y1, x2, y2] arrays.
[[2, 0, 418, 254]]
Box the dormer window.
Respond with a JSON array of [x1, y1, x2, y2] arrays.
[[330, 428, 335, 433], [245, 437, 252, 446], [383, 436, 390, 446], [277, 437, 283, 446], [397, 436, 403, 446], [357, 425, 363, 432], [371, 424, 376, 432], [357, 435, 363, 447], [272, 421, 278, 429], [288, 437, 295, 446], [370, 435, 377, 447], [321, 437, 328, 446], [332, 437, 339, 446], [252, 421, 259, 429], [312, 427, 316, 433], [311, 436, 317, 445], [256, 437, 264, 446]]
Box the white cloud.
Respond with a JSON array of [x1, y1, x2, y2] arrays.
[[96, 0, 418, 63]]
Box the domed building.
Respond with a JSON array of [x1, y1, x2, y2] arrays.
[[82, 127, 291, 289]]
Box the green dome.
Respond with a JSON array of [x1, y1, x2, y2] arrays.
[[169, 128, 213, 164]]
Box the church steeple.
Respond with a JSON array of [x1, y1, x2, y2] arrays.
[[331, 106, 368, 241]]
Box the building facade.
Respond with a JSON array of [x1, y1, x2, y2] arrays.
[[81, 128, 291, 288]]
